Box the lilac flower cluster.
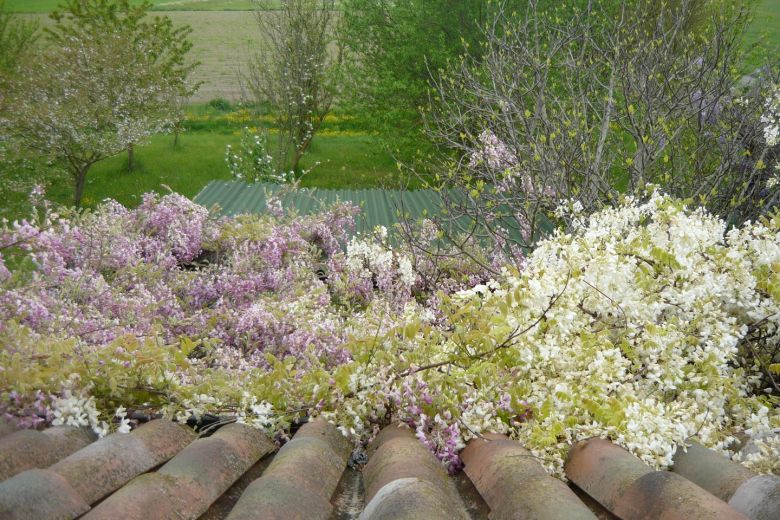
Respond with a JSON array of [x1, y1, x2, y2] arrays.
[[1, 192, 506, 467], [0, 194, 367, 360], [1, 391, 53, 430], [397, 378, 465, 472], [469, 130, 517, 170]]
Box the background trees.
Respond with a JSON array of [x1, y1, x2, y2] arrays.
[[339, 0, 518, 161], [0, 0, 36, 77], [0, 0, 39, 207], [244, 0, 340, 174], [1, 0, 195, 206]]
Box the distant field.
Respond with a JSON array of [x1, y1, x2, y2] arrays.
[[23, 11, 261, 102], [166, 11, 261, 102], [5, 1, 255, 12]]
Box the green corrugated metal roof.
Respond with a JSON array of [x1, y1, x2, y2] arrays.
[[194, 181, 447, 236], [194, 180, 555, 241]]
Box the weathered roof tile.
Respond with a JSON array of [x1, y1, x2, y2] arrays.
[[462, 434, 597, 520], [50, 418, 193, 505], [360, 477, 463, 520], [0, 418, 773, 519], [292, 417, 352, 461], [565, 437, 653, 510], [672, 442, 756, 501], [83, 422, 274, 520], [728, 474, 780, 520], [671, 441, 780, 520], [0, 468, 89, 520], [567, 438, 749, 520], [0, 426, 94, 481], [226, 419, 349, 520], [361, 424, 470, 520], [612, 470, 748, 520], [0, 417, 18, 439], [230, 475, 334, 520]]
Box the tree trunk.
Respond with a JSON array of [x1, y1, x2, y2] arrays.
[[73, 166, 89, 207], [127, 143, 135, 172], [173, 126, 180, 148], [291, 149, 302, 175]]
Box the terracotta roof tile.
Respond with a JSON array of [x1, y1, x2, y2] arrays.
[[612, 470, 748, 519], [200, 453, 276, 520], [671, 442, 756, 501], [83, 422, 275, 520], [567, 437, 749, 520], [672, 441, 780, 519], [0, 419, 192, 519], [50, 419, 193, 505], [565, 437, 653, 510], [0, 468, 89, 520], [362, 477, 466, 520], [361, 424, 470, 520], [226, 419, 350, 520], [0, 426, 94, 481], [0, 418, 17, 439], [462, 433, 597, 519], [0, 419, 775, 519], [727, 474, 780, 520], [293, 417, 352, 460], [366, 422, 413, 457], [569, 485, 621, 520], [451, 468, 492, 518]]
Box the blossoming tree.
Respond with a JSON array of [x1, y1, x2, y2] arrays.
[[1, 0, 196, 206], [244, 0, 340, 174]]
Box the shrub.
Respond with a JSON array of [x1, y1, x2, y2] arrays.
[[1, 191, 777, 478], [225, 127, 291, 184], [424, 0, 780, 255], [325, 190, 780, 474], [0, 192, 494, 437], [208, 97, 232, 112]]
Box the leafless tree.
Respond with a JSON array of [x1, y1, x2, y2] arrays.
[[422, 0, 779, 259], [245, 0, 341, 174]]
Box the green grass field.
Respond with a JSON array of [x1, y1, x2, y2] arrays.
[[743, 0, 780, 68], [5, 0, 256, 12], [44, 133, 402, 208]]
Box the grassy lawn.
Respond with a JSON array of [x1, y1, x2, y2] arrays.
[[743, 0, 780, 69], [2, 122, 405, 217], [75, 132, 404, 210]]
